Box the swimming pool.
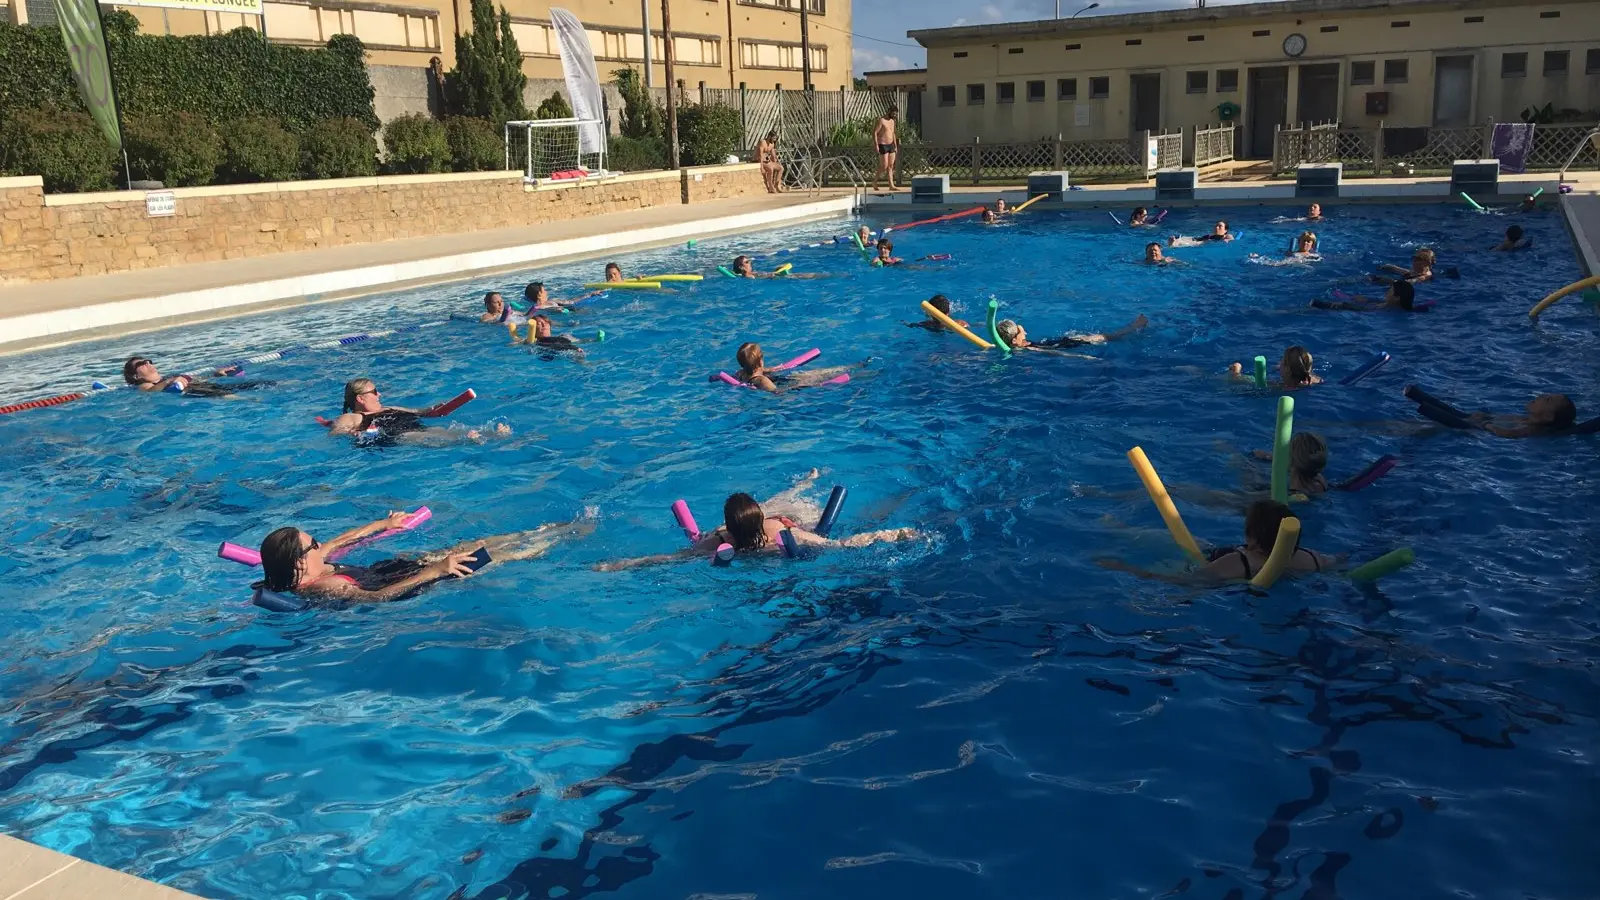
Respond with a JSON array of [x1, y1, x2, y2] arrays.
[[0, 201, 1594, 900]]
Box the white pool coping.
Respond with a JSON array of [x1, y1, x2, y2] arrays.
[[0, 195, 857, 354]]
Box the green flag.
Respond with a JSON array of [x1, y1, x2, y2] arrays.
[[52, 0, 121, 152]]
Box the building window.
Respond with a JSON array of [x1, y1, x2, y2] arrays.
[[1544, 50, 1568, 75], [1186, 70, 1208, 93], [1187, 34, 1203, 41], [1026, 80, 1045, 101], [1064, 42, 1081, 50], [738, 40, 823, 71], [997, 81, 1015, 103], [1125, 38, 1141, 45], [1502, 51, 1527, 77], [1350, 60, 1374, 84], [1320, 25, 1337, 32], [1588, 49, 1600, 74], [1539, 9, 1559, 17], [937, 84, 956, 106], [515, 21, 714, 65], [1058, 77, 1077, 99], [1007, 47, 1023, 54], [967, 83, 985, 104], [1383, 59, 1408, 83], [1216, 68, 1238, 92], [953, 50, 967, 58], [736, 0, 826, 14], [1252, 29, 1270, 36], [1089, 76, 1109, 98], [1390, 20, 1409, 27], [1463, 15, 1483, 22]]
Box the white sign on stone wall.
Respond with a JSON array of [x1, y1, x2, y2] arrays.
[[146, 191, 175, 217]]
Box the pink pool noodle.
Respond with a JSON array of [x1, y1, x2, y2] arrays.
[[715, 372, 747, 388], [771, 349, 820, 371], [217, 507, 431, 567], [672, 500, 701, 542], [218, 542, 262, 566], [822, 373, 850, 386]]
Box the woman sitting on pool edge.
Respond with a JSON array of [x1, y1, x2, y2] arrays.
[[1099, 500, 1341, 583], [595, 472, 921, 571], [257, 512, 594, 606], [326, 378, 510, 444], [995, 314, 1149, 354], [1169, 221, 1234, 247], [1229, 346, 1323, 389], [728, 342, 860, 392], [122, 355, 266, 397]]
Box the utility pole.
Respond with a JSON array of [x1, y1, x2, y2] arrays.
[[662, 0, 680, 167], [799, 0, 812, 90], [641, 0, 653, 88]]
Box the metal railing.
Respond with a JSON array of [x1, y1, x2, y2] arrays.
[[1194, 122, 1236, 167], [801, 134, 1170, 186], [1559, 127, 1600, 182], [1274, 120, 1600, 176]]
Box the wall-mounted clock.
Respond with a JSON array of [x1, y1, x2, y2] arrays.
[[1283, 33, 1307, 57]]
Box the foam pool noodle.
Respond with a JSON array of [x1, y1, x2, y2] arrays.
[[1349, 547, 1415, 582], [1270, 396, 1295, 505], [1253, 356, 1268, 389], [986, 299, 1012, 355]]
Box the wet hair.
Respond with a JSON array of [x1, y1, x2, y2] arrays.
[[736, 341, 764, 371], [877, 239, 894, 253], [1412, 248, 1436, 266], [483, 291, 503, 309], [525, 282, 544, 300], [1145, 242, 1162, 256], [1505, 225, 1524, 242], [996, 319, 1022, 344], [1280, 345, 1315, 384], [723, 492, 768, 550], [1390, 280, 1416, 310], [342, 377, 376, 413], [1298, 231, 1317, 249], [122, 355, 153, 385], [1215, 220, 1229, 232], [1132, 207, 1147, 218], [531, 314, 553, 335], [1289, 432, 1328, 478], [734, 255, 751, 269], [605, 262, 621, 274], [927, 294, 952, 315], [259, 526, 310, 593], [1244, 500, 1295, 554], [1533, 394, 1577, 428]]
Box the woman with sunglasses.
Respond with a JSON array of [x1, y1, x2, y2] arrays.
[[256, 512, 595, 606], [121, 355, 266, 397], [325, 378, 509, 444]]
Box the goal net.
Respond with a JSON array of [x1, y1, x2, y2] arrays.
[[505, 118, 609, 183]]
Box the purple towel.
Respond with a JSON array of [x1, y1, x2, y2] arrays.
[[1492, 123, 1534, 174]]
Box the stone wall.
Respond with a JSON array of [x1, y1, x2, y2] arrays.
[[0, 164, 765, 284]]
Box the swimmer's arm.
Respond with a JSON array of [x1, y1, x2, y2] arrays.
[[1096, 558, 1226, 585], [593, 548, 701, 572], [316, 554, 472, 603], [323, 511, 413, 553], [751, 374, 780, 393], [834, 527, 920, 548], [327, 412, 366, 435], [1376, 263, 1409, 276]]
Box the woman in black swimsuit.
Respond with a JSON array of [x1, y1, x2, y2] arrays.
[[122, 355, 269, 396], [1202, 500, 1335, 580], [995, 314, 1148, 354], [1168, 221, 1233, 247], [325, 378, 509, 444]]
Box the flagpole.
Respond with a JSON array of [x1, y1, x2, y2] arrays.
[[94, 4, 133, 190]]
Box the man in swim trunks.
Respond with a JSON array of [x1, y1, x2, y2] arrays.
[[908, 295, 968, 332], [994, 198, 1009, 216], [122, 356, 262, 396], [1492, 225, 1529, 251], [1306, 202, 1323, 221], [995, 314, 1148, 353], [873, 106, 899, 192]]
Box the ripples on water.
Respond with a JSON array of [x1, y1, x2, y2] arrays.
[[0, 204, 1594, 899]]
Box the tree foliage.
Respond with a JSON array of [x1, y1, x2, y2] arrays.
[[445, 0, 528, 123], [535, 91, 572, 120], [612, 67, 661, 140]]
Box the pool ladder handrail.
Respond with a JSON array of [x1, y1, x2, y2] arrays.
[[1557, 124, 1600, 184]]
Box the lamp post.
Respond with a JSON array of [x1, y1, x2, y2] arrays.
[[1072, 2, 1099, 16]]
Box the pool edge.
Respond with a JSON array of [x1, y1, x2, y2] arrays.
[[0, 833, 206, 900]]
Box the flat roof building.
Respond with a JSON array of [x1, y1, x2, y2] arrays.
[[908, 0, 1599, 157]]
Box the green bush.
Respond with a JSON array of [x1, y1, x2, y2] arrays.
[[222, 117, 300, 182], [382, 113, 450, 173], [677, 103, 742, 167], [445, 116, 503, 171], [612, 67, 661, 140], [607, 134, 667, 172], [534, 91, 572, 120], [0, 109, 117, 193], [124, 112, 224, 186], [301, 117, 378, 178], [0, 17, 377, 131], [444, 0, 526, 122]]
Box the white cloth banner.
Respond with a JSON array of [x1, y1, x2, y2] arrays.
[[550, 8, 606, 157]]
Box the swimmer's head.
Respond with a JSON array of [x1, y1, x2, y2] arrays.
[[877, 240, 893, 259], [260, 526, 317, 593], [530, 314, 553, 338], [723, 492, 768, 550], [926, 294, 952, 316], [122, 355, 158, 385], [1528, 393, 1577, 428], [1289, 432, 1328, 479], [766, 130, 778, 143], [1505, 225, 1524, 242], [1308, 203, 1322, 218], [736, 341, 764, 371], [1412, 248, 1435, 269], [604, 263, 622, 282], [1145, 242, 1164, 261], [1214, 220, 1229, 235], [858, 225, 872, 239], [1132, 207, 1148, 220], [1388, 280, 1416, 310], [1279, 345, 1315, 385], [525, 282, 547, 303], [342, 377, 381, 413], [1297, 231, 1317, 252], [996, 319, 1025, 346], [484, 292, 504, 313], [983, 210, 998, 224], [733, 255, 753, 275], [1244, 500, 1295, 554], [995, 199, 1007, 212]]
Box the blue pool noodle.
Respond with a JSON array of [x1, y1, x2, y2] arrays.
[[1339, 351, 1391, 386], [816, 486, 848, 537]]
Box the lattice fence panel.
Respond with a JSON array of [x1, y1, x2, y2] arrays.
[[1194, 124, 1235, 166], [1381, 126, 1482, 171], [1528, 123, 1600, 170], [1156, 131, 1183, 170], [1060, 138, 1144, 181]]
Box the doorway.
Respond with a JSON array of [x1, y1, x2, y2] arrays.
[[1130, 73, 1161, 135], [1246, 66, 1288, 159], [1297, 62, 1340, 123], [1433, 56, 1473, 126]]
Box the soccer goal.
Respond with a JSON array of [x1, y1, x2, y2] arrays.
[[505, 118, 610, 183]]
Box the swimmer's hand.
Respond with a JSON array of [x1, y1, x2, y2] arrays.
[[430, 552, 477, 579], [381, 510, 412, 530]]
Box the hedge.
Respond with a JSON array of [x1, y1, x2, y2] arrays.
[[302, 117, 378, 179], [222, 117, 301, 183], [445, 117, 504, 172], [0, 14, 377, 132], [382, 114, 450, 174], [677, 103, 742, 167], [125, 112, 224, 187]]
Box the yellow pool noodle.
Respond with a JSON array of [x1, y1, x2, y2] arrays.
[[1249, 517, 1302, 589], [919, 301, 993, 349], [773, 263, 793, 275], [1127, 446, 1204, 562], [1529, 274, 1600, 319], [629, 274, 703, 282], [584, 281, 661, 289], [1013, 193, 1048, 213]]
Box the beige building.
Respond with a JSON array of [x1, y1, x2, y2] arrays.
[[7, 0, 850, 92], [908, 0, 1600, 157], [862, 66, 927, 91]]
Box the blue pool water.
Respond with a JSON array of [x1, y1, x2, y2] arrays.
[[0, 203, 1594, 900]]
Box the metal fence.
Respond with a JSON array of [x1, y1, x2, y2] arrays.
[[1194, 123, 1236, 167], [690, 86, 906, 151], [1274, 121, 1600, 175], [798, 133, 1176, 187]]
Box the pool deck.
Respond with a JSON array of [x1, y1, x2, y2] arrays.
[[0, 191, 858, 355], [0, 834, 204, 900]]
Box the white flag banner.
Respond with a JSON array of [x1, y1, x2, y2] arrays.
[[549, 8, 606, 157]]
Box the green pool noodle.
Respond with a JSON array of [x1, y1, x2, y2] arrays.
[[1530, 187, 1544, 199], [986, 298, 1011, 354], [1269, 395, 1295, 505], [1459, 192, 1485, 211], [1349, 547, 1415, 582], [596, 329, 606, 342], [718, 266, 735, 277], [853, 233, 867, 253], [688, 239, 697, 248], [1252, 356, 1268, 389]]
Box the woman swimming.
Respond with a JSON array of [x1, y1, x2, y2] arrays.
[[1100, 500, 1339, 583], [1168, 221, 1233, 247], [1229, 346, 1323, 389], [728, 342, 858, 392], [596, 471, 920, 570], [257, 512, 593, 606], [325, 378, 509, 443], [521, 314, 586, 357], [1376, 248, 1436, 283], [1463, 393, 1579, 437], [995, 315, 1148, 354], [122, 355, 267, 397]]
